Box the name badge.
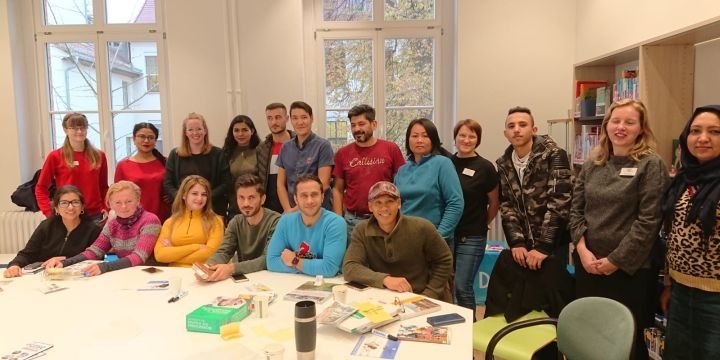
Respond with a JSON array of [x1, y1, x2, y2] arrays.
[[72, 161, 80, 166], [462, 168, 475, 177], [619, 167, 637, 177]]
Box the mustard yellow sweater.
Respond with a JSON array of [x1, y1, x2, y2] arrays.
[[154, 210, 223, 267]]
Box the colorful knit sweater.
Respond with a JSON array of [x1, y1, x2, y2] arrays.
[[62, 211, 161, 273]]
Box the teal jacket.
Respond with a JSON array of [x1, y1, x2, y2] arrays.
[[394, 154, 464, 240]]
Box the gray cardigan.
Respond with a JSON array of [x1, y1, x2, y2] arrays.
[[569, 154, 669, 275]]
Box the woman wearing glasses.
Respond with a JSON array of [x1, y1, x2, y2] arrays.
[[115, 123, 170, 222], [44, 181, 162, 276], [3, 185, 101, 278], [35, 113, 109, 224], [163, 112, 232, 218]]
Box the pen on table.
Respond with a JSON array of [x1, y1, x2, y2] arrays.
[[168, 290, 188, 303], [371, 329, 399, 341]]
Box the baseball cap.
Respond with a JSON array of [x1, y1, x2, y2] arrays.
[[368, 181, 400, 201]]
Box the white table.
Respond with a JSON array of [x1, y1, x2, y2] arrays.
[[0, 255, 472, 359]]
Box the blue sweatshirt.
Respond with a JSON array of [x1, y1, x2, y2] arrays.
[[266, 208, 347, 277], [394, 154, 464, 240]]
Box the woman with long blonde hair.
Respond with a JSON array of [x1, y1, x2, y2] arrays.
[[35, 113, 109, 223], [155, 175, 223, 267], [570, 99, 670, 358], [163, 112, 232, 218]]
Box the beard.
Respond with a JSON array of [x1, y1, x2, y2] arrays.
[[353, 130, 373, 143], [240, 205, 261, 217]]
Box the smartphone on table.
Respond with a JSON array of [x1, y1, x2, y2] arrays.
[[232, 273, 248, 283], [345, 281, 369, 291], [427, 313, 466, 326]]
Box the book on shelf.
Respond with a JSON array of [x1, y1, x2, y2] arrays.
[[575, 81, 607, 117], [612, 70, 639, 102], [396, 324, 450, 344], [574, 125, 601, 164], [595, 86, 611, 116]]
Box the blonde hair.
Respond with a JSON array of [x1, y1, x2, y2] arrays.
[[591, 99, 657, 165], [106, 180, 141, 205], [168, 175, 218, 238], [61, 113, 102, 169], [177, 112, 212, 157]]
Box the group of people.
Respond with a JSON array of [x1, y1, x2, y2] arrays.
[[3, 98, 720, 358]]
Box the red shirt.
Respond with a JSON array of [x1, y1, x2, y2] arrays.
[[36, 148, 109, 217], [333, 139, 406, 214], [115, 158, 170, 222]]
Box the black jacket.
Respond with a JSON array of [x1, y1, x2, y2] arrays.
[[8, 216, 101, 268]]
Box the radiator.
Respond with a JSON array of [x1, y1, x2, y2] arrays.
[[488, 216, 505, 242], [0, 211, 45, 253]]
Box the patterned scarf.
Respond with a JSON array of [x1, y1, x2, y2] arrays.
[[116, 207, 145, 230]]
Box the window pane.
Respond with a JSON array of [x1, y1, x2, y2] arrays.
[[323, 0, 372, 21], [52, 112, 101, 150], [385, 37, 434, 107], [325, 110, 351, 151], [384, 0, 435, 21], [108, 41, 160, 111], [324, 39, 373, 109], [44, 0, 93, 25], [46, 43, 98, 112], [106, 0, 156, 24], [384, 108, 433, 150], [112, 113, 162, 163]]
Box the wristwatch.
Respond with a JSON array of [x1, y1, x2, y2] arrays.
[[292, 255, 300, 266]]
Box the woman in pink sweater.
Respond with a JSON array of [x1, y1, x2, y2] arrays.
[[45, 181, 161, 276]]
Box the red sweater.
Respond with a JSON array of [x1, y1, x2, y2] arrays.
[[36, 148, 109, 217], [114, 158, 170, 222]]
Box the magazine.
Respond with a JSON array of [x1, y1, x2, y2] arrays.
[[317, 301, 357, 325], [349, 335, 400, 359], [398, 296, 441, 320], [282, 281, 338, 303], [396, 324, 450, 344]]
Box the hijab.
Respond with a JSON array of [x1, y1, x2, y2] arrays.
[[662, 105, 720, 239]]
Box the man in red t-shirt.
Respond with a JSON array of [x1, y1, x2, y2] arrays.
[[332, 104, 406, 242]]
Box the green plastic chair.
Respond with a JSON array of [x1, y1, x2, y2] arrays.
[[474, 310, 557, 360], [484, 297, 635, 360]]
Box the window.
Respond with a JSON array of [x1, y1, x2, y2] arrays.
[[35, 0, 166, 170], [314, 0, 443, 151]]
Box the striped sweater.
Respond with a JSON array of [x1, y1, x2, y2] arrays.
[[62, 211, 161, 273]]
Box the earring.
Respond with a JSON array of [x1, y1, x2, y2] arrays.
[[80, 210, 85, 214]]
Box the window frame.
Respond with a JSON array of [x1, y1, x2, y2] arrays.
[[33, 0, 168, 178], [312, 0, 443, 148]]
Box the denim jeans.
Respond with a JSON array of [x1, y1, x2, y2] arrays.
[[450, 235, 487, 318], [344, 211, 370, 247], [665, 280, 720, 359]]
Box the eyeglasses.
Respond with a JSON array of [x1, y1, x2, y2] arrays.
[[65, 126, 88, 132], [185, 128, 204, 133], [58, 200, 82, 208], [136, 135, 156, 142]]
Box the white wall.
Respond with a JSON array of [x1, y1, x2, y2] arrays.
[[0, 0, 40, 211], [576, 0, 720, 62], [456, 0, 576, 161], [694, 38, 720, 108], [235, 0, 305, 138]]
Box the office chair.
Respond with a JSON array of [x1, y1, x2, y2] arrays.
[[484, 297, 635, 360]]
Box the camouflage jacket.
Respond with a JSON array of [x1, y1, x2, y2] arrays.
[[496, 135, 573, 254]]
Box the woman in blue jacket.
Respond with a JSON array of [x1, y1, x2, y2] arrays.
[[394, 118, 464, 242]]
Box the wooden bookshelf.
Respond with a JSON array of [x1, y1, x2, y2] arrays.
[[571, 18, 720, 168]]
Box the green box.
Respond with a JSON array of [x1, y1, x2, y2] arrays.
[[185, 302, 251, 334]]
